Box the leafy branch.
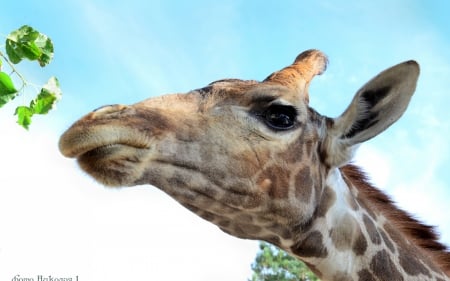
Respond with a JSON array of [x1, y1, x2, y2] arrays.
[[0, 25, 61, 129], [250, 242, 319, 281]]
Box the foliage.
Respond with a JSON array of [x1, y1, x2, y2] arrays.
[[0, 25, 61, 129], [250, 242, 319, 281]]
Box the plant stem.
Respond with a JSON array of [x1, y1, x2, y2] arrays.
[[0, 50, 28, 89]]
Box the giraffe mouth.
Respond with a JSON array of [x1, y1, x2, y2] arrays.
[[78, 143, 136, 157], [59, 126, 154, 187], [59, 126, 151, 159]]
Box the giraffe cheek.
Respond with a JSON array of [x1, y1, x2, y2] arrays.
[[256, 165, 290, 199]]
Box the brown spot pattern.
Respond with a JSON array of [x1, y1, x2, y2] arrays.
[[333, 271, 352, 281], [353, 228, 368, 256], [398, 247, 431, 277], [370, 250, 404, 281], [380, 228, 395, 253], [357, 269, 376, 281], [218, 219, 230, 228], [294, 166, 313, 202], [356, 196, 377, 220], [315, 186, 336, 217], [383, 223, 402, 244], [291, 231, 328, 258], [347, 193, 359, 211], [233, 223, 262, 237], [223, 192, 247, 207], [363, 214, 381, 245], [283, 138, 303, 163], [267, 223, 292, 240]]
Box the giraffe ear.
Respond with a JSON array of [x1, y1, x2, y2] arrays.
[[322, 60, 420, 167]]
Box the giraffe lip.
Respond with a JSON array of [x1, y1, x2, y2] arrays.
[[65, 141, 149, 159], [59, 126, 151, 158], [78, 143, 132, 157]]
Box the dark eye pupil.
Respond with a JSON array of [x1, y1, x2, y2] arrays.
[[268, 113, 291, 127], [263, 105, 297, 130]]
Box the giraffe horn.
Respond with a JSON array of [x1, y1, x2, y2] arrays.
[[264, 49, 328, 101]]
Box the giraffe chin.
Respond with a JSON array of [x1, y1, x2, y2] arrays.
[[76, 143, 150, 187]]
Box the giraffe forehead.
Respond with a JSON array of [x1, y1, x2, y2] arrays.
[[195, 79, 258, 101], [195, 79, 304, 107]]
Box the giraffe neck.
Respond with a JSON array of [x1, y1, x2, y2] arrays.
[[287, 168, 449, 281]]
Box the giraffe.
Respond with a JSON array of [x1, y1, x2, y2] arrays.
[[59, 50, 450, 281]]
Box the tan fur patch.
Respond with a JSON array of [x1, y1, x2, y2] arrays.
[[330, 214, 355, 251]]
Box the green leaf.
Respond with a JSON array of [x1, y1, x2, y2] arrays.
[[30, 77, 62, 114], [5, 25, 54, 66], [5, 40, 23, 64], [35, 33, 54, 67], [0, 72, 18, 108], [5, 25, 38, 64], [15, 106, 34, 130], [20, 42, 41, 61]]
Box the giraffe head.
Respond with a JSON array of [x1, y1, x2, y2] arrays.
[[59, 50, 419, 246]]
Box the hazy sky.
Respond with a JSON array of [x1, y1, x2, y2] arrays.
[[1, 1, 449, 281]]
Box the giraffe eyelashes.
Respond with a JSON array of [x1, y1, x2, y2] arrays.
[[259, 104, 298, 131]]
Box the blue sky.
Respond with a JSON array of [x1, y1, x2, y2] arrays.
[[1, 1, 450, 280]]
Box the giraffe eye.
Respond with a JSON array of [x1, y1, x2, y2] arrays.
[[262, 104, 297, 130]]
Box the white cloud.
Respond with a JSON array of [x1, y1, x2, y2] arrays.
[[354, 139, 450, 245], [354, 144, 392, 189]]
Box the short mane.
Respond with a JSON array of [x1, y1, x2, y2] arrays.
[[341, 164, 450, 275]]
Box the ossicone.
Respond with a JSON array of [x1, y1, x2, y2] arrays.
[[264, 49, 328, 101]]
